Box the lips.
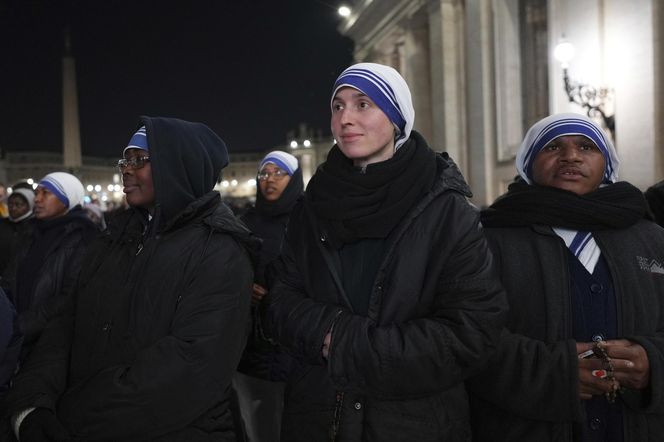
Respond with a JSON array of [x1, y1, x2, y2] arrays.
[[122, 182, 139, 193], [557, 167, 584, 178], [340, 133, 362, 143]]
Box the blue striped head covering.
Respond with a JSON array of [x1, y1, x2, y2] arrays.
[[331, 62, 415, 151], [259, 151, 298, 175], [123, 126, 148, 156], [38, 172, 85, 211], [516, 113, 619, 184]]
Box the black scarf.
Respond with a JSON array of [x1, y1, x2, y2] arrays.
[[255, 167, 304, 217], [481, 179, 648, 230], [307, 131, 437, 247]]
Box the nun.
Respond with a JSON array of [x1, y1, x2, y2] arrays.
[[0, 187, 35, 277], [470, 113, 664, 441], [264, 62, 507, 441], [9, 172, 97, 359]]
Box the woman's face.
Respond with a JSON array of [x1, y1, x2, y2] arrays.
[[121, 148, 156, 210], [34, 187, 68, 220], [8, 194, 30, 219], [258, 164, 291, 201], [331, 87, 395, 168], [531, 135, 606, 195]]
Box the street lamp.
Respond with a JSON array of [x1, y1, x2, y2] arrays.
[[338, 5, 351, 17], [553, 40, 615, 138]]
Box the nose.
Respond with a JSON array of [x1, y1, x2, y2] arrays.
[[339, 107, 354, 126], [559, 146, 581, 162]]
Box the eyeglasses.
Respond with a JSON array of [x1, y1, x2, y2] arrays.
[[117, 156, 151, 171], [257, 169, 289, 181]]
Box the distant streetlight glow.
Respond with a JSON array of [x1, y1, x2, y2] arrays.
[[338, 5, 351, 17], [290, 140, 298, 148], [303, 139, 311, 147], [554, 41, 575, 67]]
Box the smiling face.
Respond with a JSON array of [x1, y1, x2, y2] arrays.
[[258, 164, 291, 201], [531, 135, 606, 195], [121, 148, 156, 210], [331, 87, 396, 168]]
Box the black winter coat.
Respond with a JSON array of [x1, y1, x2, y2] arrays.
[[9, 209, 96, 353], [237, 210, 291, 381], [267, 151, 507, 441], [469, 221, 664, 442], [4, 116, 257, 441], [237, 168, 303, 382], [0, 216, 33, 277], [0, 287, 20, 394]]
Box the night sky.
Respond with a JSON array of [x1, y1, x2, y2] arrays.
[[0, 0, 354, 158]]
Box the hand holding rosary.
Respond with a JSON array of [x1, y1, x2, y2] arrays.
[[578, 339, 621, 403]]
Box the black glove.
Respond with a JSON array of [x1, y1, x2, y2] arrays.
[[18, 408, 70, 442]]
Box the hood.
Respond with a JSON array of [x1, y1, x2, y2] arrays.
[[205, 198, 261, 267], [139, 116, 228, 230], [433, 151, 472, 198], [404, 130, 470, 198]]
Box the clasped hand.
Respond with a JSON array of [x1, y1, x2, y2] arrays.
[[576, 339, 650, 400]]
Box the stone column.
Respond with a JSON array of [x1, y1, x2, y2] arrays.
[[427, 0, 468, 174], [62, 29, 82, 172], [403, 9, 433, 144]]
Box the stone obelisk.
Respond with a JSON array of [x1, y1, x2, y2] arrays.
[[62, 28, 82, 171]]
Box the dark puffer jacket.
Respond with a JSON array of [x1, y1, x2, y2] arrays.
[[0, 287, 20, 394], [0, 215, 33, 277], [7, 209, 96, 354], [237, 167, 303, 382], [4, 116, 257, 441], [266, 144, 507, 441], [469, 222, 664, 442]]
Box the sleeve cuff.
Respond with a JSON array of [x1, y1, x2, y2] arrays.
[[12, 407, 36, 441]]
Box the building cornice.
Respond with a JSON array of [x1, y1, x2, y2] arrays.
[[339, 0, 428, 59]]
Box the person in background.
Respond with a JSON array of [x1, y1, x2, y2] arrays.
[[0, 183, 8, 218], [470, 113, 664, 441], [0, 187, 35, 278], [7, 173, 96, 360], [264, 62, 507, 441], [83, 202, 107, 231], [4, 117, 257, 441], [235, 150, 303, 442]]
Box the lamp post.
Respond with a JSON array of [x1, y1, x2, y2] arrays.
[[553, 41, 615, 138]]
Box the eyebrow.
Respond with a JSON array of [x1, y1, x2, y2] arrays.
[[333, 91, 368, 101]]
